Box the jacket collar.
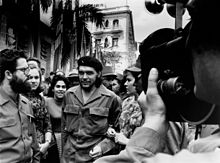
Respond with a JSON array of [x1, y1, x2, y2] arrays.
[[0, 86, 28, 106], [0, 86, 9, 105], [69, 84, 111, 105]]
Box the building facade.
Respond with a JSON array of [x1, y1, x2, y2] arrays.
[[88, 4, 137, 74]]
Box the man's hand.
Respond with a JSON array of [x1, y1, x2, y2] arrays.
[[138, 68, 168, 135], [39, 142, 50, 154], [114, 132, 129, 145], [89, 145, 102, 158]]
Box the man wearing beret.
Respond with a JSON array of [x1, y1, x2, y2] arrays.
[[61, 56, 121, 162]]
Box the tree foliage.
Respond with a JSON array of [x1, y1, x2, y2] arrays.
[[51, 0, 104, 67]]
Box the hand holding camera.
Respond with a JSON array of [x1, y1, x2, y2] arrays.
[[138, 68, 169, 136]]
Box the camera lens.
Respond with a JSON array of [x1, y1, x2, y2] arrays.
[[158, 77, 191, 96]]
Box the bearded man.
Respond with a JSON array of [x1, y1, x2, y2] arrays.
[[0, 49, 40, 163], [61, 56, 121, 163]]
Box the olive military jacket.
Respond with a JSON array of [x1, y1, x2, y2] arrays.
[[62, 84, 121, 162], [0, 86, 40, 163]]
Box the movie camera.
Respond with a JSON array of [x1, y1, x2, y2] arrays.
[[139, 27, 220, 124]]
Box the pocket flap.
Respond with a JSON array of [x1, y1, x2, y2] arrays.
[[64, 105, 80, 114], [0, 117, 17, 128], [90, 107, 109, 117]]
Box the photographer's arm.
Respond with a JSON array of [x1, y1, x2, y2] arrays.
[[125, 68, 169, 161], [94, 68, 169, 162]]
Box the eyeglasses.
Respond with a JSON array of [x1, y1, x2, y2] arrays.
[[16, 67, 30, 75]]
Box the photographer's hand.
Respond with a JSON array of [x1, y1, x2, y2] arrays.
[[138, 68, 169, 136]]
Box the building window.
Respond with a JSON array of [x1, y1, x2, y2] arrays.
[[105, 20, 109, 28], [104, 37, 109, 48], [95, 39, 101, 46], [113, 19, 119, 28], [112, 38, 118, 47]]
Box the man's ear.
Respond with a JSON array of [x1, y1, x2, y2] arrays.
[[5, 70, 13, 80], [98, 72, 102, 78]]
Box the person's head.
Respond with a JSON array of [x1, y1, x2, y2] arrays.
[[27, 57, 41, 69], [49, 71, 55, 79], [41, 68, 45, 75], [47, 75, 69, 100], [0, 49, 31, 94], [112, 73, 123, 95], [185, 0, 220, 105], [124, 65, 142, 95], [67, 68, 79, 87], [77, 56, 103, 92], [102, 66, 117, 90], [56, 69, 65, 76], [28, 68, 43, 93]]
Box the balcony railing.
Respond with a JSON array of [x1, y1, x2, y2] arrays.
[[93, 25, 123, 35]]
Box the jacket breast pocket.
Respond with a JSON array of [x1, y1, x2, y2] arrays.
[[0, 117, 18, 142], [64, 105, 80, 132], [88, 107, 109, 134]]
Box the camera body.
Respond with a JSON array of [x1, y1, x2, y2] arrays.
[[139, 28, 220, 124]]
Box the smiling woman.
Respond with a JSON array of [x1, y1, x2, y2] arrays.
[[45, 75, 70, 163]]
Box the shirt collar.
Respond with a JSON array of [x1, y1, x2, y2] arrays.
[[0, 86, 10, 105], [0, 86, 27, 106], [69, 84, 111, 96]]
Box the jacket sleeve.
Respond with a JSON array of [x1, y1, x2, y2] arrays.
[[26, 100, 40, 163], [41, 96, 52, 134], [31, 123, 41, 163], [95, 127, 220, 163], [94, 127, 166, 163], [97, 95, 122, 155], [108, 95, 122, 132], [97, 138, 116, 155], [61, 93, 68, 153]]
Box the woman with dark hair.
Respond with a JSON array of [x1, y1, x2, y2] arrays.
[[26, 68, 52, 162], [114, 65, 143, 146], [45, 75, 70, 163]]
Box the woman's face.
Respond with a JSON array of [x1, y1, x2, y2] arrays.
[[124, 71, 136, 94], [28, 68, 40, 91], [53, 80, 67, 99]]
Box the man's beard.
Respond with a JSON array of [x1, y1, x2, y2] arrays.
[[80, 77, 100, 92], [10, 75, 32, 94], [80, 81, 94, 92]]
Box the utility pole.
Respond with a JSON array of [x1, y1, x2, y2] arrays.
[[175, 1, 184, 29]]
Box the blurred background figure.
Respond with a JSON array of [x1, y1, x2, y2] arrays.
[[41, 67, 46, 82], [112, 73, 125, 97], [46, 75, 70, 163], [67, 68, 79, 87], [25, 68, 52, 163], [27, 57, 41, 69], [45, 71, 55, 85], [102, 66, 117, 91], [44, 71, 56, 96]]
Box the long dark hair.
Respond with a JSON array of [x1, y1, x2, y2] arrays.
[[47, 75, 70, 97], [124, 69, 142, 97]]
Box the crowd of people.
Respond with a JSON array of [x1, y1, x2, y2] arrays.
[[0, 0, 220, 163]]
